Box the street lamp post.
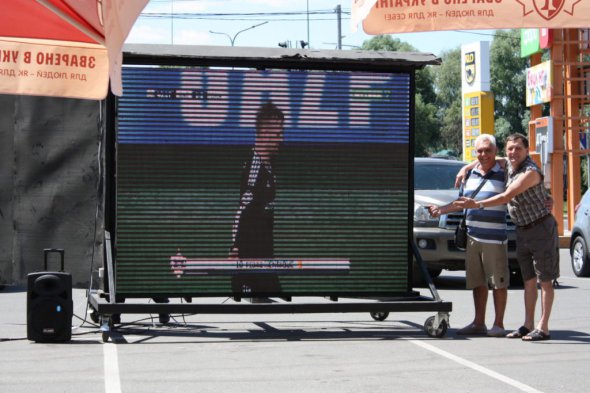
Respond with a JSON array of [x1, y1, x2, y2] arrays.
[[210, 21, 269, 46]]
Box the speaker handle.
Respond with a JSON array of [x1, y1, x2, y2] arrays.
[[43, 248, 65, 272]]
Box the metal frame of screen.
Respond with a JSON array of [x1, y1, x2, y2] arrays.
[[89, 46, 452, 341], [101, 46, 447, 301]]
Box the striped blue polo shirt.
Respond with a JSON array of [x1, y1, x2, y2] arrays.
[[460, 163, 507, 244]]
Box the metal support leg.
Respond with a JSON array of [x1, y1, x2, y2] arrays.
[[100, 315, 110, 343]]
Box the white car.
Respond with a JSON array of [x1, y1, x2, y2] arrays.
[[412, 157, 520, 284], [570, 188, 590, 277]]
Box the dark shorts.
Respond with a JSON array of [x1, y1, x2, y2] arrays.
[[515, 215, 560, 282]]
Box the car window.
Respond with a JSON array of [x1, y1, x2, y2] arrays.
[[414, 162, 464, 190]]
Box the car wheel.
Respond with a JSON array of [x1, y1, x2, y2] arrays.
[[571, 235, 590, 277], [428, 268, 442, 279], [411, 261, 442, 286], [411, 261, 425, 286]]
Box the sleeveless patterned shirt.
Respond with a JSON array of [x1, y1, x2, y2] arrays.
[[506, 157, 549, 226]]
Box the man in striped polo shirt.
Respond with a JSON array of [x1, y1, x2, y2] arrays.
[[456, 133, 559, 341], [429, 134, 509, 337]]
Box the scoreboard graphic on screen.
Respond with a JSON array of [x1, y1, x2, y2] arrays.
[[115, 66, 412, 298], [170, 251, 350, 277]]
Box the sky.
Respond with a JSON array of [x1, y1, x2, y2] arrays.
[[125, 0, 497, 56]]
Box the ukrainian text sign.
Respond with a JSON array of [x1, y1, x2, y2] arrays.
[[352, 0, 589, 35]]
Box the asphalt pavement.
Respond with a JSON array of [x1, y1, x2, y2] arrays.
[[1, 248, 589, 393]]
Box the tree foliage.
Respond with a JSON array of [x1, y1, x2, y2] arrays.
[[359, 31, 529, 157], [433, 48, 462, 156], [414, 94, 440, 156], [434, 48, 462, 107], [361, 35, 439, 155], [361, 35, 415, 52], [490, 29, 529, 146]]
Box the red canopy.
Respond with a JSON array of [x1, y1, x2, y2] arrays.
[[0, 0, 147, 99]]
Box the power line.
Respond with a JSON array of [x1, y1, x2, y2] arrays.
[[142, 2, 507, 40], [154, 9, 349, 15], [138, 9, 352, 21], [453, 30, 521, 41], [140, 16, 348, 22]]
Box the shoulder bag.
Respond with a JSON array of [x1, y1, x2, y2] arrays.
[[454, 169, 494, 250]]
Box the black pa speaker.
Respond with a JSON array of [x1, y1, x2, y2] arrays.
[[27, 249, 73, 343]]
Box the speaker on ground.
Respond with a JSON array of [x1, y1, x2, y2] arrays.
[[26, 249, 72, 343]]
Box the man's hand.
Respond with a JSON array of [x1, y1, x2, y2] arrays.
[[454, 165, 470, 188], [453, 197, 478, 209], [428, 205, 442, 218]]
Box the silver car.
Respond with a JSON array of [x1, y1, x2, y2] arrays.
[[570, 188, 590, 277], [412, 157, 520, 284]]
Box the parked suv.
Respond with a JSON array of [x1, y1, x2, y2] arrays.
[[412, 157, 519, 284], [570, 188, 590, 277]]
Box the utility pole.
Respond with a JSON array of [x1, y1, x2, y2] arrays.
[[171, 0, 174, 44], [307, 0, 310, 48], [335, 4, 342, 50]]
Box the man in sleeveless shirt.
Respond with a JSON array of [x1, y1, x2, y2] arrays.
[[429, 134, 509, 337], [455, 133, 559, 341]]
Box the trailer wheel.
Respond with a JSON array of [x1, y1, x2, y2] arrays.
[[424, 315, 448, 338], [370, 311, 389, 321], [89, 309, 100, 324], [99, 316, 111, 343]]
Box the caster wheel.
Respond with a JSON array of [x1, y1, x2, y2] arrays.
[[370, 311, 389, 321], [89, 310, 100, 324], [102, 331, 109, 343], [159, 313, 170, 324], [424, 315, 448, 338], [110, 313, 121, 326]]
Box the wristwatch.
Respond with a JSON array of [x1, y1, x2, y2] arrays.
[[478, 202, 484, 209]]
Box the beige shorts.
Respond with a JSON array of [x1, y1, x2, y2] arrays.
[[465, 237, 509, 290]]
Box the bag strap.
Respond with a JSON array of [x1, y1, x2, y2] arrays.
[[469, 169, 495, 199], [459, 168, 495, 219], [459, 169, 471, 197]]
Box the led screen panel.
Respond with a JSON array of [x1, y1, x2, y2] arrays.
[[116, 67, 412, 298]]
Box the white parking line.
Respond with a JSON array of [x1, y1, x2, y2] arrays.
[[409, 339, 544, 393], [103, 343, 122, 393]]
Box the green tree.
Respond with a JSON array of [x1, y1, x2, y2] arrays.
[[433, 48, 463, 156], [494, 117, 512, 152], [415, 94, 439, 156], [361, 35, 415, 51], [490, 29, 529, 145], [361, 35, 439, 155], [432, 31, 530, 156]]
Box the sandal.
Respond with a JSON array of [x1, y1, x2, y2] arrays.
[[522, 328, 551, 341], [506, 326, 530, 338]]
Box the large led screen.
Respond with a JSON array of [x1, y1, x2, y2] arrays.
[[115, 66, 412, 298]]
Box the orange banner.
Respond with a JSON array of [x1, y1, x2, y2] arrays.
[[0, 39, 108, 100], [355, 0, 590, 35]]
